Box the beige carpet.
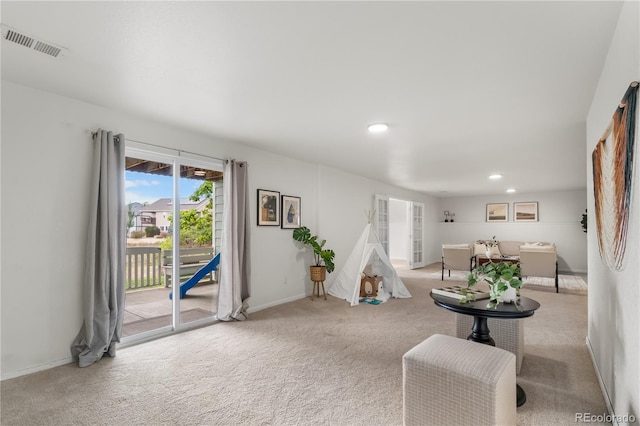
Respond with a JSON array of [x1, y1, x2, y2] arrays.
[[1, 263, 607, 425]]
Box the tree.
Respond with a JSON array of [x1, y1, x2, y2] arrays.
[[161, 180, 214, 249], [126, 203, 135, 229], [190, 181, 213, 209]]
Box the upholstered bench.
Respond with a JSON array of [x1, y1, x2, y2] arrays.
[[403, 334, 516, 426], [456, 314, 524, 374]]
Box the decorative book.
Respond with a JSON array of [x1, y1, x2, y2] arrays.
[[431, 286, 490, 300]]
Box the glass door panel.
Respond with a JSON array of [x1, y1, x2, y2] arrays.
[[177, 163, 223, 326], [410, 202, 425, 269], [122, 155, 175, 339], [374, 194, 390, 254]]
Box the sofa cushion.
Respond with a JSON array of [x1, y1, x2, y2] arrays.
[[497, 241, 523, 257], [520, 244, 555, 253], [521, 242, 540, 249]]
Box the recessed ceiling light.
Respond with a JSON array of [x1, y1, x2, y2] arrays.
[[506, 188, 516, 193], [368, 123, 388, 133], [489, 174, 503, 180]]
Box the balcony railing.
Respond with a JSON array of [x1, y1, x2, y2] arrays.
[[125, 247, 162, 290]]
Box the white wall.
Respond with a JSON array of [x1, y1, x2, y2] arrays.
[[0, 81, 436, 379], [315, 167, 436, 289], [586, 1, 639, 420], [436, 190, 588, 272]]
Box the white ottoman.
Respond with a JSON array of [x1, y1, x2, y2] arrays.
[[403, 334, 516, 426], [456, 314, 524, 374]]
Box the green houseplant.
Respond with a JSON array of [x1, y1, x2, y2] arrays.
[[292, 226, 336, 274], [463, 261, 522, 308]]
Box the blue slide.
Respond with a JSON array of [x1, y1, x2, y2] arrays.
[[169, 252, 221, 299]]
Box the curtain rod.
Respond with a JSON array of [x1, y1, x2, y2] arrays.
[[89, 130, 225, 163]]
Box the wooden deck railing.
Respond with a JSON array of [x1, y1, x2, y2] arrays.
[[125, 247, 162, 290]]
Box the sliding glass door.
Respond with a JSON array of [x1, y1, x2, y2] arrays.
[[122, 146, 222, 342]]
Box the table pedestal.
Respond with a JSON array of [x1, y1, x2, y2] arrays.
[[469, 316, 495, 345]]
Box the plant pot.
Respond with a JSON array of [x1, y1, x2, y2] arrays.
[[485, 250, 493, 259], [500, 286, 518, 303], [310, 265, 326, 282]]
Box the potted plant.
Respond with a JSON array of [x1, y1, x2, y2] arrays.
[[462, 261, 522, 308], [292, 226, 336, 282], [475, 235, 499, 259]]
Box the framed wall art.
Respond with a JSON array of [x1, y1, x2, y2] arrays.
[[257, 189, 280, 226], [514, 202, 538, 222], [281, 195, 301, 229], [486, 203, 508, 222]]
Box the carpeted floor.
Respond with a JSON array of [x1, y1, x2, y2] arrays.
[[0, 263, 607, 425]]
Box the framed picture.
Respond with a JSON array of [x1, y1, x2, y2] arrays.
[[281, 195, 301, 229], [514, 202, 538, 222], [257, 189, 280, 226], [486, 203, 508, 222]]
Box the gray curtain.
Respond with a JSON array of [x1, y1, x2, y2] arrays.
[[217, 159, 251, 321], [71, 130, 126, 367]]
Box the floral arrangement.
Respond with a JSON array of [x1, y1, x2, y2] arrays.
[[475, 235, 498, 248]]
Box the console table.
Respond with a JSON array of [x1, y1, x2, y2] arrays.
[[430, 292, 540, 407]]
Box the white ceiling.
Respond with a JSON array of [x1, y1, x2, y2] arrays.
[[1, 1, 623, 197]]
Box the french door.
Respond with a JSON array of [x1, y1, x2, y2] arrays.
[[409, 202, 425, 269], [374, 194, 425, 269], [373, 194, 389, 254]]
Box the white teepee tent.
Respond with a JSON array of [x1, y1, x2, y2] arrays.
[[329, 223, 412, 306]]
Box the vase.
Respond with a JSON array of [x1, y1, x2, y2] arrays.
[[500, 286, 518, 303], [485, 249, 492, 259]]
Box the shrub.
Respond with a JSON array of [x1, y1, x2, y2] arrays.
[[130, 230, 146, 239], [145, 226, 161, 237]]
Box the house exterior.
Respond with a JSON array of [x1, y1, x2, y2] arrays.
[[130, 198, 210, 233]]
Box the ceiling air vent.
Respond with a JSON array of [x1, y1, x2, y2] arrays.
[[5, 29, 34, 48], [33, 40, 62, 57], [1, 24, 66, 58]]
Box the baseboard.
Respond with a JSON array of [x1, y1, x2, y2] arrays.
[[586, 336, 618, 425], [1, 356, 73, 381], [248, 292, 309, 314]]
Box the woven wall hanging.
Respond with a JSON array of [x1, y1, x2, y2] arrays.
[[592, 81, 638, 271]]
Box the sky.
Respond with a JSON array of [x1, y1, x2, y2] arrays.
[[125, 171, 202, 205]]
